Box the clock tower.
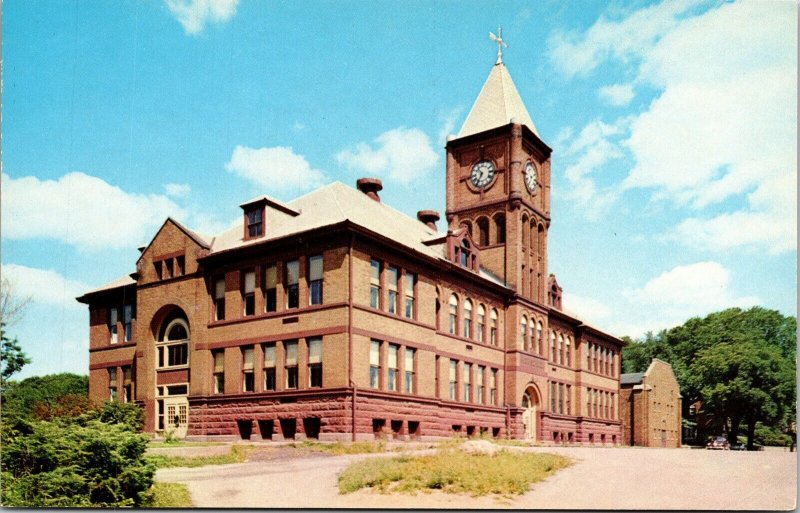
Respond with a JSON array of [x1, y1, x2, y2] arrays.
[[445, 47, 552, 306]]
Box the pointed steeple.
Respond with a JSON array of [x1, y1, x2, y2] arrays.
[[457, 44, 539, 139]]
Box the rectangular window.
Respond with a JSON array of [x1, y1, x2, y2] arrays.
[[243, 270, 256, 316], [263, 343, 276, 391], [476, 308, 485, 343], [168, 344, 188, 367], [154, 260, 163, 280], [558, 383, 564, 414], [387, 344, 399, 392], [122, 366, 132, 402], [370, 259, 381, 309], [448, 360, 457, 401], [586, 388, 592, 417], [369, 340, 381, 389], [403, 272, 415, 319], [176, 255, 185, 276], [108, 368, 117, 401], [242, 346, 254, 392], [214, 278, 226, 321], [489, 369, 497, 405], [449, 299, 457, 335], [123, 304, 133, 342], [386, 266, 398, 314], [404, 347, 415, 393], [566, 385, 571, 415], [109, 308, 118, 344], [285, 340, 298, 389], [476, 365, 485, 404], [550, 382, 557, 412], [308, 337, 322, 387], [550, 333, 556, 362], [610, 393, 615, 419], [308, 255, 323, 305], [490, 312, 497, 345], [247, 207, 263, 238], [213, 350, 225, 394], [165, 258, 174, 279], [285, 260, 299, 309], [264, 265, 277, 312], [463, 363, 471, 402]]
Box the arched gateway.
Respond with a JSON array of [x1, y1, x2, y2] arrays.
[[521, 385, 541, 441]]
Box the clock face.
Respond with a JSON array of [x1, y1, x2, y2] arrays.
[[470, 160, 496, 189], [524, 162, 538, 193]]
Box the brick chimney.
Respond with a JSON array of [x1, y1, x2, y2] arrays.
[[356, 178, 383, 202], [417, 210, 440, 230]]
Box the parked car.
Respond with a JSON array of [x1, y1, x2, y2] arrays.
[[706, 436, 731, 450]]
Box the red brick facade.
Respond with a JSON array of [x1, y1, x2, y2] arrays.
[[79, 63, 625, 444], [619, 359, 682, 447]]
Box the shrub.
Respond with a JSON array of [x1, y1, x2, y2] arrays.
[[0, 416, 154, 507]]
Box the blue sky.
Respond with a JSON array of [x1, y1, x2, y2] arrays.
[[2, 0, 797, 379]]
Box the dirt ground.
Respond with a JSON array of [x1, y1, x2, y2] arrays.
[[155, 444, 797, 509]]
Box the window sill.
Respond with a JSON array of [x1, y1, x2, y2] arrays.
[[90, 341, 137, 353], [435, 330, 504, 351], [209, 302, 347, 328], [355, 304, 434, 329], [156, 365, 190, 372]]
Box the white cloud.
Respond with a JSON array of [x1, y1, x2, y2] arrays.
[[164, 183, 191, 198], [2, 264, 90, 310], [1, 172, 186, 250], [225, 145, 326, 193], [548, 0, 797, 253], [598, 83, 634, 106], [165, 0, 238, 35], [335, 127, 439, 184], [562, 292, 613, 326], [437, 107, 464, 147]]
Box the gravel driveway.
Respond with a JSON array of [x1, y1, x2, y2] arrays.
[[155, 445, 796, 509]]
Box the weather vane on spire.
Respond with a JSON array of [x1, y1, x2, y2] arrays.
[[489, 26, 508, 65]]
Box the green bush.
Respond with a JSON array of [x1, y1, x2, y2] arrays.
[[0, 415, 154, 507], [753, 423, 792, 447], [1, 373, 88, 421]]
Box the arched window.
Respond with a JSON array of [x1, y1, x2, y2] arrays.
[[550, 331, 556, 362], [490, 309, 498, 346], [558, 333, 564, 365], [530, 221, 536, 251], [536, 321, 543, 355], [448, 294, 458, 335], [494, 214, 506, 244], [565, 336, 572, 367], [520, 315, 527, 349], [529, 320, 535, 354], [521, 214, 529, 247], [435, 287, 441, 331], [158, 318, 189, 369], [476, 217, 489, 247], [463, 300, 473, 339], [476, 304, 486, 343], [461, 220, 473, 238]]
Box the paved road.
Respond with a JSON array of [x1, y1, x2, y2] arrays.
[[156, 445, 797, 509]]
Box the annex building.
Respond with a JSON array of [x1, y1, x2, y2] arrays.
[[78, 45, 625, 444], [619, 359, 682, 448]]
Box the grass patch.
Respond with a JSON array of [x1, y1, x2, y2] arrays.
[[147, 482, 193, 507], [289, 440, 388, 455], [146, 445, 250, 468], [337, 449, 570, 496], [490, 438, 533, 447], [148, 440, 226, 448]]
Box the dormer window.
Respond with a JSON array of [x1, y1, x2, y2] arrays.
[[446, 228, 481, 272], [246, 207, 263, 238], [459, 239, 471, 267]]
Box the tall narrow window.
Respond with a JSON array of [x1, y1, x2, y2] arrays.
[[285, 340, 298, 389], [243, 271, 256, 316], [176, 255, 185, 276], [463, 363, 471, 402], [476, 365, 485, 404], [587, 343, 592, 370], [122, 366, 132, 402], [369, 259, 381, 308], [558, 383, 564, 414], [263, 344, 276, 391], [489, 369, 497, 405], [586, 388, 592, 417], [213, 350, 225, 394], [537, 321, 543, 354], [490, 309, 498, 345], [557, 334, 564, 365], [387, 344, 399, 392], [214, 278, 226, 321], [404, 347, 415, 393], [477, 217, 489, 246], [529, 321, 536, 355], [247, 207, 263, 238], [463, 300, 472, 338], [403, 272, 416, 319], [109, 308, 118, 344], [550, 381, 557, 412], [164, 259, 174, 279], [566, 385, 571, 415], [448, 295, 458, 335], [448, 360, 457, 400], [565, 337, 571, 367], [520, 315, 527, 349], [123, 305, 133, 342], [495, 214, 506, 244], [308, 255, 323, 305], [308, 337, 322, 387], [242, 346, 254, 392], [108, 368, 118, 401], [369, 340, 380, 389], [387, 266, 398, 314], [610, 393, 615, 419], [550, 331, 556, 362], [264, 265, 277, 312], [285, 260, 299, 309], [476, 304, 485, 343]]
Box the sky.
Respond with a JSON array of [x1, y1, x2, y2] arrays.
[[2, 0, 797, 379]]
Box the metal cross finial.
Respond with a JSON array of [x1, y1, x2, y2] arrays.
[[489, 26, 508, 65]]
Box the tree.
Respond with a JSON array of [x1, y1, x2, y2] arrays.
[[0, 275, 32, 328], [1, 323, 31, 381], [1, 373, 88, 420]]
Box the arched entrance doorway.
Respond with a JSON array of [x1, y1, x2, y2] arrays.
[[521, 385, 541, 441], [156, 314, 190, 439]]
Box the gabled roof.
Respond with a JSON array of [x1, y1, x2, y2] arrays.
[[458, 62, 538, 139], [76, 274, 136, 303], [620, 372, 645, 386]]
